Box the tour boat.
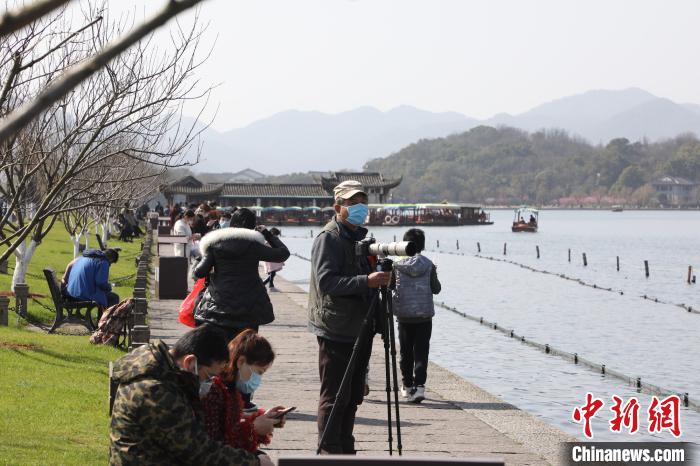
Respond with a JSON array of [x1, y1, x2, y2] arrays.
[[511, 207, 538, 232], [366, 203, 494, 227]]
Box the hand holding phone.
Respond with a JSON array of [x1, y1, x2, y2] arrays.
[[272, 406, 296, 419]]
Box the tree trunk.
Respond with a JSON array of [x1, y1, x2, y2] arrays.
[[84, 230, 90, 250], [72, 232, 82, 258], [101, 220, 109, 243], [12, 239, 39, 288]]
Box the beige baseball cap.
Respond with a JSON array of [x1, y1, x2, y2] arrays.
[[333, 180, 367, 201]]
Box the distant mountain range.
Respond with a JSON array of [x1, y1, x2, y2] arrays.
[[185, 88, 700, 175]]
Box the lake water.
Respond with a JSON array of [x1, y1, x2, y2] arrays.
[[274, 210, 700, 442]]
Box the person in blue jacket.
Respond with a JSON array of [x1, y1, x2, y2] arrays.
[[65, 248, 120, 307]]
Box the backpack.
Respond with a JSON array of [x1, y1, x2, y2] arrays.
[[90, 298, 134, 346]]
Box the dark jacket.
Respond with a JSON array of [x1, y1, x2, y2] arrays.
[[191, 215, 209, 236], [193, 227, 289, 330], [109, 340, 258, 466], [308, 219, 372, 340]]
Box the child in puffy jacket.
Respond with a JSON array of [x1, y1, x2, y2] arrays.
[[391, 228, 441, 403]]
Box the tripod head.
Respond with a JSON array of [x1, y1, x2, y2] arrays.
[[378, 257, 393, 273]]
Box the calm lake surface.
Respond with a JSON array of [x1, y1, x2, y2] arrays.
[[275, 210, 700, 442]]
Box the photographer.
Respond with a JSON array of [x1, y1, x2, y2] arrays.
[[308, 180, 391, 454]]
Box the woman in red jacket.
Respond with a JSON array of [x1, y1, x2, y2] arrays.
[[201, 329, 288, 453]]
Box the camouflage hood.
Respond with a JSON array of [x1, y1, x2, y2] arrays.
[[112, 340, 196, 392]]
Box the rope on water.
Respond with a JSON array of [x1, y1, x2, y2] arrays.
[[433, 300, 698, 413], [291, 247, 697, 412], [426, 249, 699, 316], [291, 252, 312, 262]]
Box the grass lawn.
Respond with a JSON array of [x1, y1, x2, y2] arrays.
[[0, 325, 124, 464], [0, 224, 147, 463], [0, 224, 144, 325]]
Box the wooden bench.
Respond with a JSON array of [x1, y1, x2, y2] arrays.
[[43, 268, 102, 333]]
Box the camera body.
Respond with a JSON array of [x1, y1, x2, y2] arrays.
[[354, 237, 417, 258]]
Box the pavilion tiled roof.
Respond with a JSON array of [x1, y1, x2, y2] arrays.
[[220, 183, 331, 198], [162, 173, 399, 198], [652, 176, 696, 186], [321, 171, 402, 192], [162, 183, 223, 196]]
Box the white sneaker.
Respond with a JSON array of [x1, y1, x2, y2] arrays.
[[409, 385, 425, 404], [400, 386, 412, 398]]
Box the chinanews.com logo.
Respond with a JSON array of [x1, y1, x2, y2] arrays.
[[572, 392, 681, 438], [562, 393, 697, 465]]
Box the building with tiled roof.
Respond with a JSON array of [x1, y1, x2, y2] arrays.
[[651, 176, 698, 206], [321, 171, 402, 204], [162, 171, 402, 207]]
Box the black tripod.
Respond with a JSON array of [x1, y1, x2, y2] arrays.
[[317, 258, 403, 455]]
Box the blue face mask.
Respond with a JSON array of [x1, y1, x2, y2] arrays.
[[236, 365, 262, 394], [346, 203, 368, 226]]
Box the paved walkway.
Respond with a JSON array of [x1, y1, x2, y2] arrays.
[[149, 272, 574, 465]]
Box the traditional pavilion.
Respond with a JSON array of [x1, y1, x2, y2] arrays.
[[161, 172, 401, 208], [320, 172, 401, 204]]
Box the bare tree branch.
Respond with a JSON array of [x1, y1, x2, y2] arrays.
[[0, 0, 205, 144], [0, 0, 70, 38]]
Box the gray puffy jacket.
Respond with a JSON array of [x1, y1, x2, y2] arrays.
[[391, 254, 441, 321]]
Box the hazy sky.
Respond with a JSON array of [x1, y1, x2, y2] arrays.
[[107, 0, 700, 131]]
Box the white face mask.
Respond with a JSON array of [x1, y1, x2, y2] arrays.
[[189, 357, 214, 398], [199, 375, 214, 398]]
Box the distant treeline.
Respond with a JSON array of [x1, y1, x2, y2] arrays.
[[363, 126, 700, 206]]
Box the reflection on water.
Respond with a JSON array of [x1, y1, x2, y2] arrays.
[[275, 210, 700, 441]]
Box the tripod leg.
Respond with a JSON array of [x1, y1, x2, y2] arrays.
[[317, 293, 378, 455], [381, 291, 394, 455], [386, 292, 403, 455]]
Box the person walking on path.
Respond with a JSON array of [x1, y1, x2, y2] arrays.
[[65, 248, 120, 308], [173, 210, 199, 259], [121, 202, 143, 237], [262, 228, 284, 291], [391, 228, 441, 404], [308, 180, 391, 454], [192, 208, 290, 342], [109, 325, 271, 466], [169, 203, 182, 227]]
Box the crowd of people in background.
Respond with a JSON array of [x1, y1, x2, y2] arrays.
[[108, 182, 441, 465]]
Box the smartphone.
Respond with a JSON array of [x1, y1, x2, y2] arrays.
[[272, 406, 296, 419]]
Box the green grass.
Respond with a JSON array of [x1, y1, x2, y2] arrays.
[[0, 325, 124, 464], [0, 225, 146, 464], [0, 225, 145, 325]]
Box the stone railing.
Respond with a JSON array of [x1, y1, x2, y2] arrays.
[[128, 228, 153, 349]]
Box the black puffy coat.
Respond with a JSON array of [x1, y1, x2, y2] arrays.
[[192, 227, 290, 330]]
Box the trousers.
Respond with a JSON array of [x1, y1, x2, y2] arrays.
[[317, 335, 372, 454], [398, 320, 432, 387]]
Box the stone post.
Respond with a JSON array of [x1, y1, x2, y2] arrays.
[[132, 297, 148, 326], [108, 361, 119, 415], [13, 283, 29, 318], [0, 296, 9, 326], [129, 296, 150, 350]]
